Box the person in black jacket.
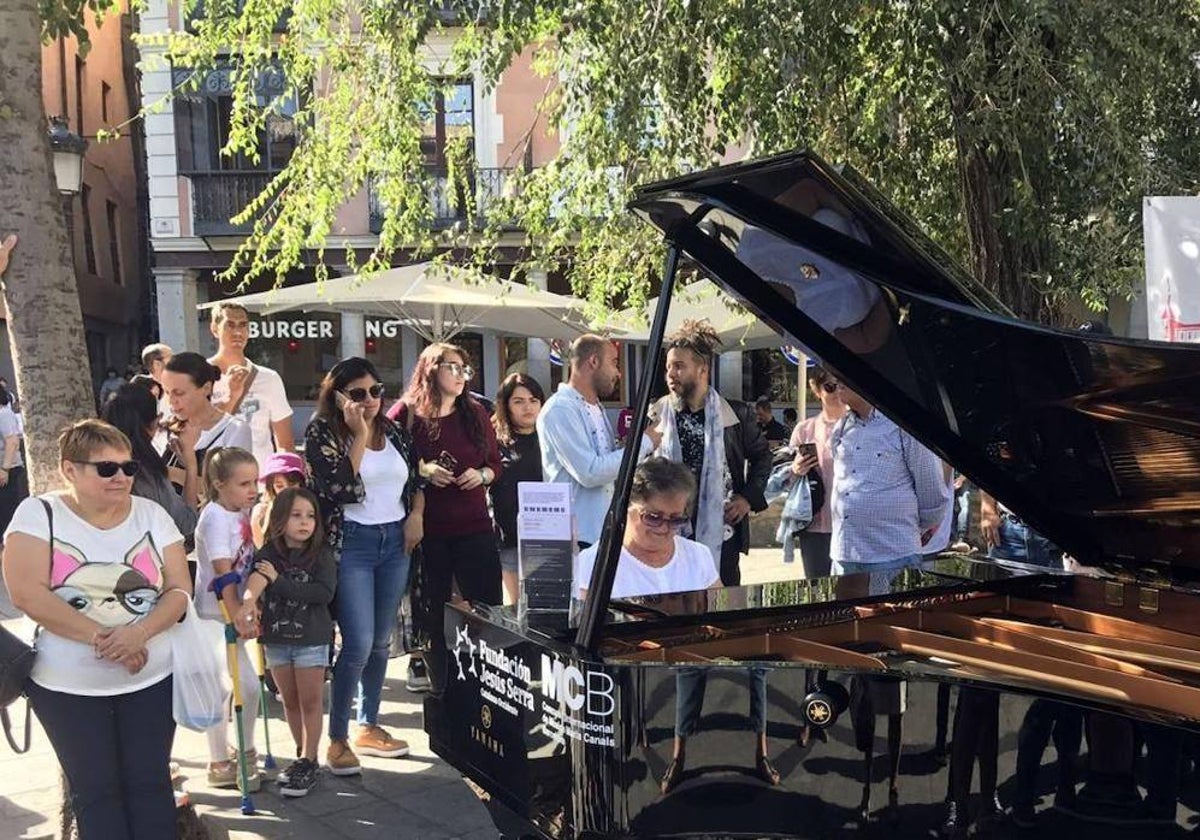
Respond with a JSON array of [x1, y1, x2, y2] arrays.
[[489, 373, 546, 604], [651, 320, 773, 586], [238, 486, 336, 798]]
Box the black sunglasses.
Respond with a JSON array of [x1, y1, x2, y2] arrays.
[[821, 381, 840, 394], [72, 460, 140, 478], [343, 384, 385, 402], [635, 508, 691, 531]]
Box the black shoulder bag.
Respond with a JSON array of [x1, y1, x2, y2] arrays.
[[0, 497, 52, 753]]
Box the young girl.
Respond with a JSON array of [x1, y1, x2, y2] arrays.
[[238, 487, 336, 797], [194, 446, 262, 791], [250, 451, 306, 548]]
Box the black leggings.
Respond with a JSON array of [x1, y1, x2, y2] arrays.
[[419, 531, 502, 695], [28, 676, 176, 839]]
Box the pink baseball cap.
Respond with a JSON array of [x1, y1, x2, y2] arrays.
[[260, 452, 307, 483]]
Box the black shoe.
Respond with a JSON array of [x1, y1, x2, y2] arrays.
[[280, 758, 318, 798], [407, 657, 431, 693], [940, 801, 966, 839]]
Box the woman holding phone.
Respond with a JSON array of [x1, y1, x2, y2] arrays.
[[788, 365, 845, 578], [389, 343, 502, 696], [305, 357, 424, 777]]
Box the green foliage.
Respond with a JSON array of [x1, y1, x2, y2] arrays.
[[120, 1, 1200, 319]]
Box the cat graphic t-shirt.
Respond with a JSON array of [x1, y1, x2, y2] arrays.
[[5, 494, 183, 696]]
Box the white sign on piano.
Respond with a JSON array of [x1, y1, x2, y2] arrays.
[[1143, 196, 1200, 343]]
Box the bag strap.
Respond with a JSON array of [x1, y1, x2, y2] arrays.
[[2, 701, 31, 754]]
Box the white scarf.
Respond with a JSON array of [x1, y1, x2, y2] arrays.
[[656, 386, 731, 575]]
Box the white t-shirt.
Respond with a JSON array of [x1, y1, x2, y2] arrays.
[[343, 439, 409, 525], [0, 405, 23, 469], [737, 208, 881, 333], [5, 494, 183, 696], [576, 536, 719, 599], [195, 414, 254, 462], [194, 502, 255, 620], [211, 363, 293, 468]]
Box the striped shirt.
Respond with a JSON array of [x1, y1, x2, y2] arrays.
[[830, 409, 949, 565]]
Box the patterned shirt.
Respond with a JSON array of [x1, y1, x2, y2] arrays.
[[829, 409, 949, 564]]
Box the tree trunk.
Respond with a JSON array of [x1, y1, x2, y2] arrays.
[[0, 0, 99, 493]]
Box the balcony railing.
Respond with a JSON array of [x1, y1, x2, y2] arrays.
[[184, 171, 280, 236], [369, 168, 518, 234]]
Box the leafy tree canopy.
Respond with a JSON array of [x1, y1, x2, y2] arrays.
[[121, 0, 1200, 321]]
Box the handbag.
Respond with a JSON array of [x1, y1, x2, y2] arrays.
[[171, 597, 230, 731], [0, 497, 52, 753]]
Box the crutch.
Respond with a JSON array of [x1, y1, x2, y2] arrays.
[[219, 601, 257, 815], [251, 639, 277, 770]]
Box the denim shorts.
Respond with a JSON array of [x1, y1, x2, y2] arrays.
[[263, 643, 330, 670]]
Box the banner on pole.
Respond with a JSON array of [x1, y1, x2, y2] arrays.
[[1143, 196, 1200, 343]]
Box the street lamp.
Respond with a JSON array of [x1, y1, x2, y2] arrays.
[[47, 116, 88, 195]]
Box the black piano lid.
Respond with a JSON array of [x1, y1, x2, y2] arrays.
[[629, 150, 1200, 576]]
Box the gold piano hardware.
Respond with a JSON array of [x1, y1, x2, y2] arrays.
[[1139, 587, 1160, 614], [1104, 581, 1125, 607]]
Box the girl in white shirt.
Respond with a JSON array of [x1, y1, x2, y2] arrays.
[[194, 446, 261, 791]]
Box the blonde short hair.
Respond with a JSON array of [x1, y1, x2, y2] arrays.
[[59, 419, 132, 464]]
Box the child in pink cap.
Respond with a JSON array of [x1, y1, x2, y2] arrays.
[[251, 451, 307, 547]]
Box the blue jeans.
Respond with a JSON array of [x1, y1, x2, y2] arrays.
[[28, 676, 175, 839], [833, 554, 921, 597], [675, 666, 768, 737], [330, 519, 410, 740], [990, 517, 1063, 568]]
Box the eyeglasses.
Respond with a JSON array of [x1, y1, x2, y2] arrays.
[[342, 384, 385, 402], [821, 381, 840, 394], [635, 508, 691, 532], [438, 362, 474, 380], [72, 460, 140, 478]]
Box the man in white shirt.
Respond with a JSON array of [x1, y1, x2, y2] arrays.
[[207, 302, 295, 467], [538, 335, 662, 547]]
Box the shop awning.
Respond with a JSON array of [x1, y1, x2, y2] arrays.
[[199, 262, 602, 342]]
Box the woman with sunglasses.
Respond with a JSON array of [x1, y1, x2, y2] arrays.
[[305, 357, 424, 776], [390, 343, 502, 696], [787, 365, 845, 578], [2, 419, 191, 838]]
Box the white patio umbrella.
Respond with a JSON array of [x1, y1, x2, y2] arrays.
[[199, 262, 601, 341], [614, 279, 781, 350]]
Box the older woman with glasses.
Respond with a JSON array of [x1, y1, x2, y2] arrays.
[[305, 357, 424, 776], [787, 365, 846, 578], [2, 419, 191, 838]]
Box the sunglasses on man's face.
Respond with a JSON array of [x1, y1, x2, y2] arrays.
[[72, 460, 140, 478], [343, 384, 385, 402], [635, 508, 691, 532], [821, 381, 840, 394]]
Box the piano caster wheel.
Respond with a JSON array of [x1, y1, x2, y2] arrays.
[[802, 681, 848, 730]]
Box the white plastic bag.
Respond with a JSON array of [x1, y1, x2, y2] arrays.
[[171, 599, 230, 731]]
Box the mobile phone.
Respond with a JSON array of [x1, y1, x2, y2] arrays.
[[334, 391, 349, 409], [435, 450, 460, 473], [798, 442, 818, 460]]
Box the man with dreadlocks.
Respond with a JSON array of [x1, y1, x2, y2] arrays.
[[650, 319, 778, 793], [651, 319, 773, 586]]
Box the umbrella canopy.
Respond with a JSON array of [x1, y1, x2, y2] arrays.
[[614, 279, 780, 350], [199, 262, 600, 341]]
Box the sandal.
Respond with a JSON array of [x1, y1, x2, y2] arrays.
[[755, 754, 781, 786], [660, 756, 684, 794]]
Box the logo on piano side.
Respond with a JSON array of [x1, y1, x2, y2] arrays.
[[481, 704, 493, 730], [451, 623, 536, 716]]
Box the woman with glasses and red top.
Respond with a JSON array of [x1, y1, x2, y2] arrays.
[[304, 357, 425, 776], [388, 343, 502, 696], [787, 365, 846, 578]]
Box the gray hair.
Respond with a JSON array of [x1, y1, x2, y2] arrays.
[[630, 457, 697, 509]]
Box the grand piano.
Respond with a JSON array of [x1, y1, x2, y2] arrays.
[[423, 151, 1200, 838]]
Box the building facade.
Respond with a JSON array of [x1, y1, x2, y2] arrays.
[[4, 2, 152, 392]]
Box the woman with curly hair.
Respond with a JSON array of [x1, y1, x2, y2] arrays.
[[388, 342, 503, 695]]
